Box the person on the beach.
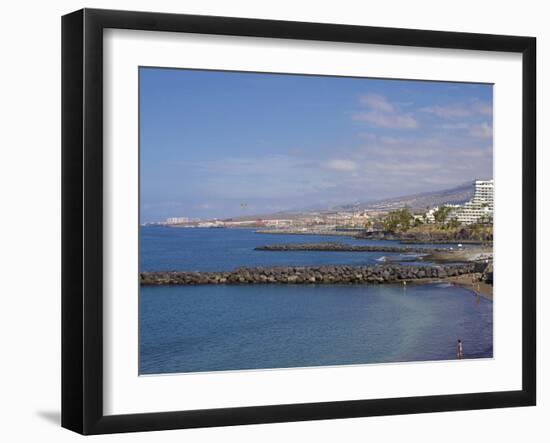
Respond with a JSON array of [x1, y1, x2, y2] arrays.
[[457, 339, 464, 359]]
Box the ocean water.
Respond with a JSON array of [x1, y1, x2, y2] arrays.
[[139, 227, 492, 374], [140, 226, 467, 272]]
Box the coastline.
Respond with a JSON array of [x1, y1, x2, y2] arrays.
[[423, 247, 492, 263], [445, 274, 493, 300], [256, 228, 356, 237], [256, 227, 493, 246], [140, 226, 493, 298], [255, 242, 447, 253], [405, 275, 493, 300]]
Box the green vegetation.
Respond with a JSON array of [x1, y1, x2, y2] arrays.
[[467, 222, 493, 237], [445, 217, 460, 229], [433, 205, 454, 223], [383, 208, 414, 232], [381, 205, 493, 239], [403, 223, 493, 242], [477, 214, 493, 224]]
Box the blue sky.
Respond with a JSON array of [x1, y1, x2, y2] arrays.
[[140, 68, 493, 222]]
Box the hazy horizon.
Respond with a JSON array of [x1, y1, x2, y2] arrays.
[[149, 178, 494, 222], [140, 68, 493, 223]]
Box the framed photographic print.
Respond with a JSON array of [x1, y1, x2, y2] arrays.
[[61, 8, 536, 435]]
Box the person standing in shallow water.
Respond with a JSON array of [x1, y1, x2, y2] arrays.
[[457, 339, 464, 359]]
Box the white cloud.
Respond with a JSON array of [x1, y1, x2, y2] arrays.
[[323, 159, 359, 171], [369, 161, 437, 173], [353, 111, 418, 129], [421, 104, 471, 119], [422, 100, 492, 120], [354, 94, 418, 129], [359, 94, 394, 112]]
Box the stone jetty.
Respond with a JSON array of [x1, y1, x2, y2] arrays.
[[254, 242, 447, 253], [140, 263, 476, 286]]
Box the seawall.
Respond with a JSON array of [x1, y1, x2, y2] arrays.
[[140, 263, 476, 286]]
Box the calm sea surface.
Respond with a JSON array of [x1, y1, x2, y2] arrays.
[[140, 226, 473, 271], [139, 227, 492, 374]]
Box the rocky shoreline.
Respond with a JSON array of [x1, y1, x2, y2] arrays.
[[423, 247, 493, 263], [399, 239, 486, 245], [254, 228, 492, 246], [140, 263, 480, 286], [255, 242, 447, 253], [357, 229, 492, 244]]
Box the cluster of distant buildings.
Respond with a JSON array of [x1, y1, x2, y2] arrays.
[[160, 210, 373, 230], [154, 179, 493, 230], [425, 179, 494, 225], [165, 216, 190, 224]]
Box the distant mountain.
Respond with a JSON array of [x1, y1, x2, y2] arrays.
[[336, 181, 475, 213], [224, 182, 477, 221]]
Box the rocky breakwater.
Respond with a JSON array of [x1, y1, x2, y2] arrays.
[[140, 263, 476, 286], [255, 242, 447, 253]]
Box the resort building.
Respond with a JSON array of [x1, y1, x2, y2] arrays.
[[425, 207, 438, 224], [425, 204, 461, 224], [425, 179, 494, 225], [452, 179, 494, 224]]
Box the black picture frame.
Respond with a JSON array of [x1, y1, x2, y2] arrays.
[[62, 8, 536, 435]]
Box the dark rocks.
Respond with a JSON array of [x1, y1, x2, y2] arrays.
[[473, 261, 490, 273], [357, 229, 492, 244], [140, 263, 476, 286], [481, 261, 494, 284], [356, 231, 400, 241]]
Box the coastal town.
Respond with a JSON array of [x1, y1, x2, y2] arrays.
[[138, 70, 495, 372], [141, 179, 494, 298], [149, 179, 494, 235]]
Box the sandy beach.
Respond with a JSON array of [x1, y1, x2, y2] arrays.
[[445, 274, 493, 300], [424, 246, 493, 263]]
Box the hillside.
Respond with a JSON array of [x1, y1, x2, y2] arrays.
[[224, 181, 478, 221], [337, 181, 475, 213]]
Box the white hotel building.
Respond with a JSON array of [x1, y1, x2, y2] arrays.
[[453, 179, 494, 224], [425, 180, 494, 225]]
